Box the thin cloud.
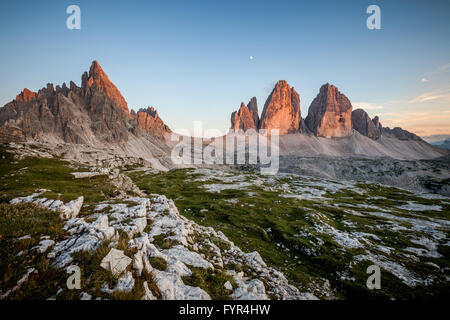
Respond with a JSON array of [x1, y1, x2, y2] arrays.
[[352, 101, 384, 111], [409, 87, 450, 103], [420, 77, 429, 83], [432, 62, 450, 75]]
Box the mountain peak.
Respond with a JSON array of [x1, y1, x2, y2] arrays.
[[138, 106, 158, 118], [16, 88, 38, 103], [275, 80, 289, 87], [82, 60, 130, 115], [259, 80, 301, 135], [231, 100, 259, 132], [352, 108, 381, 140], [305, 83, 353, 138], [89, 60, 105, 79], [136, 106, 171, 140]]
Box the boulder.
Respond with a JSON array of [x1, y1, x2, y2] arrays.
[[60, 196, 84, 219], [100, 248, 132, 276], [224, 281, 233, 290], [153, 270, 211, 300]]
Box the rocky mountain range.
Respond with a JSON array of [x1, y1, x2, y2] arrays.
[[0, 61, 171, 145], [0, 61, 446, 165], [0, 61, 449, 301], [230, 80, 424, 142], [229, 80, 446, 161]]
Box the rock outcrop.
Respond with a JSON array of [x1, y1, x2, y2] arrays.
[[382, 126, 423, 141], [352, 109, 423, 142], [10, 190, 84, 220], [16, 88, 38, 103], [305, 83, 353, 138], [259, 81, 302, 135], [352, 108, 381, 140], [231, 98, 259, 132], [35, 193, 315, 300], [135, 107, 172, 140], [372, 116, 382, 132]]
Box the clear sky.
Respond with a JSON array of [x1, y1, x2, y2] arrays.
[[0, 0, 449, 137]]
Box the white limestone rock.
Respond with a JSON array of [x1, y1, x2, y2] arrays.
[[10, 192, 83, 220], [153, 270, 211, 300], [224, 281, 233, 290], [60, 196, 84, 219], [34, 239, 55, 253], [116, 271, 135, 293], [80, 292, 92, 300], [100, 248, 132, 276], [163, 245, 213, 269], [141, 281, 157, 300]]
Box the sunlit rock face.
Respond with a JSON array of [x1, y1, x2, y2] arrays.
[[16, 88, 38, 103], [259, 80, 302, 135], [305, 83, 353, 138], [82, 60, 130, 115], [352, 108, 381, 140], [231, 98, 259, 132], [136, 107, 171, 140], [0, 61, 173, 144]]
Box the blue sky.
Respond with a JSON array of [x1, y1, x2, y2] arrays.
[[0, 0, 449, 137]]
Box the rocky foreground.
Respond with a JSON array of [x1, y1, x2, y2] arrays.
[[0, 142, 448, 300], [4, 191, 317, 300]]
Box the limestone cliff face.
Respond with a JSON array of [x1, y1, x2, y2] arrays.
[[247, 97, 259, 129], [135, 107, 171, 140], [259, 80, 302, 135], [372, 116, 382, 131], [352, 109, 381, 140], [305, 84, 353, 138], [0, 61, 170, 144], [231, 98, 259, 132]]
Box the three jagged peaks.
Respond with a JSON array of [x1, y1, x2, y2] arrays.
[[229, 80, 422, 142], [231, 80, 351, 137]]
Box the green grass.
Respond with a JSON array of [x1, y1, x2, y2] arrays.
[[0, 203, 68, 299], [0, 143, 128, 299], [149, 257, 168, 271], [0, 144, 119, 205], [182, 267, 233, 300], [126, 168, 450, 300]]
